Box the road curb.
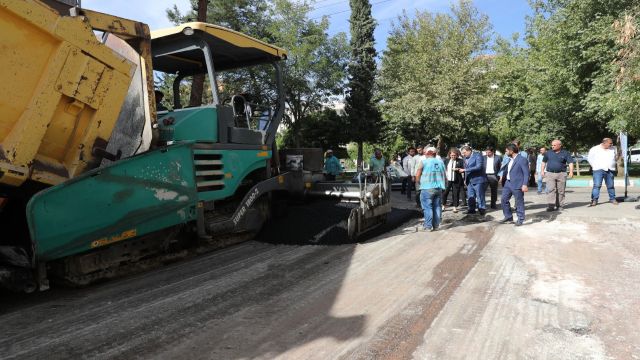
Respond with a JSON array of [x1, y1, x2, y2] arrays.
[[566, 179, 640, 187]]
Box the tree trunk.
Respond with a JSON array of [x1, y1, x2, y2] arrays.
[[357, 141, 364, 171], [188, 0, 208, 107], [436, 135, 444, 157], [616, 134, 624, 175], [294, 131, 301, 149]]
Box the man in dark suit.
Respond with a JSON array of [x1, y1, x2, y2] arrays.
[[483, 146, 502, 209], [459, 145, 488, 215], [500, 144, 530, 226]]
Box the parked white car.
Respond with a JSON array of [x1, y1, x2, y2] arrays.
[[630, 148, 640, 163]]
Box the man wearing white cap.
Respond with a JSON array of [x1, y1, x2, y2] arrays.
[[323, 149, 343, 181], [415, 147, 447, 231]]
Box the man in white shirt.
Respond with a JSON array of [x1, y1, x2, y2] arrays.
[[402, 147, 416, 200], [483, 146, 502, 209], [587, 137, 618, 206], [411, 146, 426, 208]]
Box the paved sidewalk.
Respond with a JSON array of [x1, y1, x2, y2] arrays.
[[566, 178, 640, 188], [396, 188, 640, 359]]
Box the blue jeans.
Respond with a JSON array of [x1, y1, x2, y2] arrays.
[[466, 182, 487, 212], [420, 188, 442, 229], [502, 180, 525, 222], [592, 170, 615, 202], [536, 176, 546, 193]]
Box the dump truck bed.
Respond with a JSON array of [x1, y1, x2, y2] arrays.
[[0, 0, 137, 187]]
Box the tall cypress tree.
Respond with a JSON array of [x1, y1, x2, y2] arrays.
[[188, 0, 208, 107], [345, 0, 381, 170]]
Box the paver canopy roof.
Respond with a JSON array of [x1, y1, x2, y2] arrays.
[[151, 22, 287, 74]]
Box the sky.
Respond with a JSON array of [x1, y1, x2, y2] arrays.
[[82, 0, 532, 52]]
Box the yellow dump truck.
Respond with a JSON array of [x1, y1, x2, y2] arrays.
[[0, 0, 391, 293], [0, 0, 155, 188]]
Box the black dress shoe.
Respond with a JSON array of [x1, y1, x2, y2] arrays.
[[546, 206, 555, 212], [479, 209, 486, 215], [466, 210, 476, 215], [500, 218, 514, 223], [490, 205, 497, 209]]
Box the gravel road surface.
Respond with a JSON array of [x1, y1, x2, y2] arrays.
[[1, 188, 639, 359]]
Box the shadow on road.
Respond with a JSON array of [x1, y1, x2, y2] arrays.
[[562, 201, 592, 209], [0, 195, 425, 359]]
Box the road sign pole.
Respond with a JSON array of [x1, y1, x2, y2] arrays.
[[621, 132, 628, 199]]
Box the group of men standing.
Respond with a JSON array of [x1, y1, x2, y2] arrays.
[[410, 138, 620, 231], [323, 137, 620, 232], [401, 145, 436, 209]]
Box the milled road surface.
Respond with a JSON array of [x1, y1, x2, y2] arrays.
[[1, 188, 639, 359]]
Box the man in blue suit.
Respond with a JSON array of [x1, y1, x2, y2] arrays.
[[498, 139, 528, 185], [459, 145, 487, 215], [500, 143, 530, 226]]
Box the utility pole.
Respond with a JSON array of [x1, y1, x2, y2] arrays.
[[188, 0, 208, 107]]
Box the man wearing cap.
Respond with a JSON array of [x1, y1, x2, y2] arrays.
[[415, 147, 447, 231], [323, 149, 343, 181], [459, 145, 488, 215], [370, 149, 387, 172]]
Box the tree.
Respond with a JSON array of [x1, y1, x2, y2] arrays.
[[493, 0, 639, 151], [168, 0, 273, 40], [379, 1, 492, 151], [345, 0, 381, 170], [269, 0, 350, 147], [280, 109, 350, 157], [608, 6, 640, 137], [188, 0, 208, 107], [167, 0, 350, 148]]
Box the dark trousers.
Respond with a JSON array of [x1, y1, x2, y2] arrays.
[[442, 181, 462, 207], [502, 180, 525, 222], [487, 174, 499, 207], [403, 177, 414, 199]]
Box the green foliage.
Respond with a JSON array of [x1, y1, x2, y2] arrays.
[[269, 0, 350, 146], [378, 1, 493, 150], [345, 0, 382, 168], [168, 0, 273, 40], [489, 0, 640, 151], [280, 109, 350, 157], [608, 6, 640, 136], [166, 0, 350, 147]]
